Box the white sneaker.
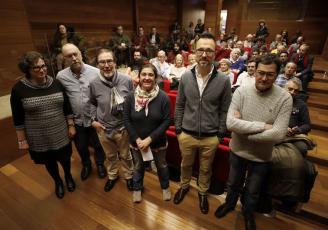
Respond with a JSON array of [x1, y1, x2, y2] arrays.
[[133, 190, 142, 203], [162, 188, 171, 201], [263, 209, 276, 218]]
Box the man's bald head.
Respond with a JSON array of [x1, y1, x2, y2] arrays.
[[62, 43, 83, 72]]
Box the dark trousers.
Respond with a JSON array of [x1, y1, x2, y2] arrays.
[[225, 152, 271, 216], [74, 125, 105, 166], [132, 148, 170, 191]]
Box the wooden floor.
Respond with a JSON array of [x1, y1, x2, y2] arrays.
[[0, 152, 326, 230]]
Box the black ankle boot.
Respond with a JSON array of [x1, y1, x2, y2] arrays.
[[65, 175, 76, 192], [55, 180, 65, 199]]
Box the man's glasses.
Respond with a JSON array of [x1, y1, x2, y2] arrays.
[[98, 59, 114, 65], [195, 48, 215, 56], [256, 70, 276, 79], [31, 64, 47, 72]]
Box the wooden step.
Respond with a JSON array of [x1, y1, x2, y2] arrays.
[[309, 107, 328, 131], [308, 81, 328, 94], [308, 129, 328, 164], [308, 92, 328, 110], [312, 72, 328, 83]]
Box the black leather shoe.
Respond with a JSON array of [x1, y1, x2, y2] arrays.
[[65, 175, 76, 192], [214, 203, 235, 218], [173, 187, 189, 204], [55, 180, 65, 199], [198, 193, 209, 214], [126, 178, 133, 191], [104, 178, 118, 192], [244, 214, 256, 230], [97, 164, 107, 179], [81, 165, 92, 181]]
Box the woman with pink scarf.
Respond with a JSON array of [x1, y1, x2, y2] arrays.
[[123, 64, 171, 203]]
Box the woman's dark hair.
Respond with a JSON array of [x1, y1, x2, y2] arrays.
[[138, 63, 158, 80], [18, 51, 44, 78]]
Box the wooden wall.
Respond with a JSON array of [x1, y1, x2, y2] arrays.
[[0, 0, 34, 97], [204, 0, 223, 36], [222, 0, 328, 54]]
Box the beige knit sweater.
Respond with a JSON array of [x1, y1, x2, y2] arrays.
[[227, 84, 293, 162]]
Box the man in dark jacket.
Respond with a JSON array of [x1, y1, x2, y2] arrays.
[[173, 33, 232, 214]]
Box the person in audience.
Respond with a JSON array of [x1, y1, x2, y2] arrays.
[[290, 30, 303, 45], [243, 34, 254, 48], [173, 33, 232, 214], [149, 50, 171, 81], [126, 50, 148, 86], [279, 51, 289, 74], [291, 44, 314, 92], [269, 34, 285, 51], [186, 53, 197, 69], [235, 40, 249, 61], [194, 18, 205, 35], [110, 25, 131, 67], [234, 58, 257, 88], [216, 33, 226, 46], [215, 41, 231, 62], [187, 21, 195, 41], [218, 58, 234, 86], [229, 48, 245, 75], [250, 49, 260, 60], [132, 26, 148, 57], [123, 64, 171, 203], [288, 36, 304, 58], [170, 20, 181, 42], [280, 29, 289, 45], [89, 49, 134, 193], [226, 28, 239, 43], [190, 34, 200, 51], [146, 26, 161, 59], [285, 78, 311, 156], [169, 54, 187, 83], [57, 43, 106, 181], [255, 19, 269, 45], [275, 62, 297, 88], [215, 54, 292, 230], [52, 24, 84, 71], [167, 42, 182, 63], [11, 51, 76, 199]]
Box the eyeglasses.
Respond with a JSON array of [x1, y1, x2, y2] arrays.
[[98, 59, 114, 65], [31, 64, 47, 72], [256, 70, 276, 79], [195, 48, 215, 56]]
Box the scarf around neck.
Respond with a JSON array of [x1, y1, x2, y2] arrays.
[[134, 85, 159, 116]]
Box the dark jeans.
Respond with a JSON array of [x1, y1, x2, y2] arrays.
[[132, 148, 170, 191], [225, 152, 271, 216], [74, 125, 105, 166]]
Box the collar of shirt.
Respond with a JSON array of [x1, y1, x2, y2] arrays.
[[69, 63, 86, 79], [195, 65, 214, 96]]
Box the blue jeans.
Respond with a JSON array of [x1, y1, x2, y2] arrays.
[[73, 125, 105, 166], [225, 152, 271, 216], [132, 148, 170, 191]]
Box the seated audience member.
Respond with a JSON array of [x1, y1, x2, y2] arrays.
[[229, 48, 245, 75], [215, 41, 231, 62], [123, 64, 171, 203], [243, 34, 254, 49], [169, 54, 187, 85], [126, 50, 148, 86], [270, 44, 286, 55], [280, 29, 289, 45], [270, 34, 285, 51], [275, 62, 297, 88], [189, 34, 200, 52], [226, 28, 239, 43], [11, 51, 76, 199], [218, 58, 234, 86], [278, 51, 289, 74], [147, 26, 161, 59], [186, 54, 197, 69], [290, 30, 303, 45], [149, 50, 170, 81], [254, 19, 269, 47], [110, 25, 131, 67], [250, 49, 260, 60], [187, 21, 195, 41], [234, 58, 256, 88], [52, 24, 84, 71], [215, 54, 292, 230], [90, 49, 134, 193], [285, 78, 311, 155], [288, 36, 304, 58], [194, 18, 205, 35], [167, 42, 181, 63], [216, 33, 226, 46], [132, 26, 148, 57], [180, 34, 190, 51], [235, 41, 249, 61], [291, 44, 314, 92]]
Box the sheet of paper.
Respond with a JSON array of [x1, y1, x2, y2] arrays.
[[140, 148, 153, 161]]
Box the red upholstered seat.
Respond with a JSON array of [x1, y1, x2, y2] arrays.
[[162, 80, 171, 93], [167, 93, 177, 121]]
